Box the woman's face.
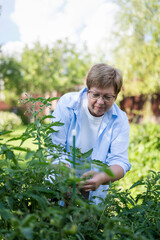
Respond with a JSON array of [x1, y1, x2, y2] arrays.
[[87, 86, 116, 117]]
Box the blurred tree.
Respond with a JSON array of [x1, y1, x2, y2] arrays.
[[1, 39, 92, 100], [111, 0, 160, 96], [21, 40, 92, 94], [0, 56, 23, 95]]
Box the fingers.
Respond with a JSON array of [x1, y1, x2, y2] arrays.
[[81, 170, 96, 179], [81, 179, 97, 191], [82, 185, 95, 192], [81, 183, 93, 191], [80, 171, 100, 191], [81, 171, 91, 179], [65, 164, 70, 168], [78, 180, 92, 191]]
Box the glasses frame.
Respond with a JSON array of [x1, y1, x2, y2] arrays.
[[88, 90, 116, 103]]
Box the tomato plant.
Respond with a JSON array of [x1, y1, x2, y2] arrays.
[[0, 96, 160, 239]]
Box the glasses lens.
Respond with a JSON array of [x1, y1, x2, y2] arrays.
[[103, 96, 113, 102], [91, 92, 100, 99], [89, 91, 115, 102]]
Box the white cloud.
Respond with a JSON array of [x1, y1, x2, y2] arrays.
[[4, 0, 118, 56], [1, 41, 25, 58]]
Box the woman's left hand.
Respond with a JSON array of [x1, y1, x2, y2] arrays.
[[81, 171, 107, 191]]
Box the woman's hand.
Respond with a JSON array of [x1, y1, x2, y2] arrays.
[[80, 165, 124, 192], [81, 171, 107, 191]]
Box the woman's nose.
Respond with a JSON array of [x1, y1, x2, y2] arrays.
[[97, 97, 104, 104]]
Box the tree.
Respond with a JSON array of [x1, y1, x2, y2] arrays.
[[0, 55, 23, 95], [111, 0, 160, 96], [21, 40, 92, 94], [0, 39, 92, 104]]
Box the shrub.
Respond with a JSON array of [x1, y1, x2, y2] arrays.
[[0, 96, 160, 239], [118, 122, 160, 197], [0, 111, 22, 131]]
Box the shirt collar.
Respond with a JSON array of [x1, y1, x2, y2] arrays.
[[67, 87, 87, 111], [107, 103, 118, 118]]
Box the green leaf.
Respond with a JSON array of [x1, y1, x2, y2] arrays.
[[32, 186, 54, 194], [28, 193, 48, 210], [82, 148, 93, 159], [49, 97, 59, 101], [25, 151, 35, 160], [41, 115, 54, 121], [0, 205, 12, 221], [47, 129, 58, 134], [44, 122, 64, 131], [130, 180, 145, 190], [12, 146, 29, 152], [1, 144, 8, 151], [21, 214, 37, 227], [0, 130, 12, 136], [7, 136, 22, 142], [6, 150, 15, 160], [51, 121, 64, 126], [5, 196, 14, 209], [102, 167, 115, 178], [92, 159, 109, 169], [20, 227, 33, 239]]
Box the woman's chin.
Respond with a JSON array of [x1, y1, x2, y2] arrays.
[[92, 110, 104, 117]]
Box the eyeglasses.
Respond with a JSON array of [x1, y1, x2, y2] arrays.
[[88, 90, 116, 103]]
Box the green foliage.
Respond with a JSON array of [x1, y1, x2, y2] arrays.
[[0, 111, 22, 131], [117, 122, 160, 197], [0, 56, 23, 95], [104, 171, 160, 240], [20, 40, 91, 94], [1, 39, 92, 100], [112, 0, 160, 96], [0, 97, 160, 239]]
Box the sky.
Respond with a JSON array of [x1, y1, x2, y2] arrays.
[[0, 0, 118, 57]]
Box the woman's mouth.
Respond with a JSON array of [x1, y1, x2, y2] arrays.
[[95, 106, 104, 111]]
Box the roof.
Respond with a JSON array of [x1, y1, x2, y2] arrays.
[[0, 101, 10, 111]]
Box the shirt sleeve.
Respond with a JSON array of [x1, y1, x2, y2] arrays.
[[105, 116, 131, 175], [48, 95, 72, 167]]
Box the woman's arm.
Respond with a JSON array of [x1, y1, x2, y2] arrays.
[[81, 165, 124, 192]]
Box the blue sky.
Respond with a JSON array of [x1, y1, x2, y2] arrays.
[[0, 0, 118, 56], [0, 0, 20, 44]]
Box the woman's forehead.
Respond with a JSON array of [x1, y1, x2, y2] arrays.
[[89, 86, 115, 94]]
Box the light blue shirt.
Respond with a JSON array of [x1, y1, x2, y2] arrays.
[[50, 87, 131, 204]]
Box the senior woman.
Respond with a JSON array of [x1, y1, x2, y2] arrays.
[[50, 63, 131, 204]]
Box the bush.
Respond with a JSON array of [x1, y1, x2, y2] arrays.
[[118, 122, 160, 197], [0, 96, 160, 239], [0, 111, 22, 131]]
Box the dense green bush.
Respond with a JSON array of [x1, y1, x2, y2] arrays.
[[0, 97, 160, 239], [118, 122, 160, 197], [0, 111, 22, 131], [0, 157, 159, 240]]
